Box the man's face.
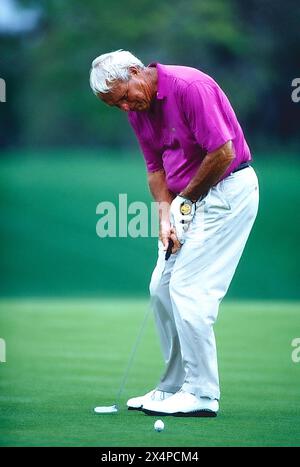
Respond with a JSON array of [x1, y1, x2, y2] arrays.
[[98, 67, 154, 112]]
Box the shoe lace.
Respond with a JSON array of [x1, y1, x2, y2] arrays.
[[151, 390, 166, 401]]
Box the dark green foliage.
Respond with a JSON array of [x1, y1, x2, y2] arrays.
[[1, 0, 300, 148]]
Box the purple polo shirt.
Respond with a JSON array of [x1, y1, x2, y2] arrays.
[[128, 63, 251, 194]]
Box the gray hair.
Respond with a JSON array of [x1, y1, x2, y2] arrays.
[[89, 49, 145, 95]]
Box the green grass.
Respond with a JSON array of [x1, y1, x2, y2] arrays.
[[0, 151, 299, 299], [0, 298, 300, 447]]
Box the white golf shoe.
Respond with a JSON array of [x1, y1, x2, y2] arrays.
[[127, 389, 174, 410], [142, 390, 219, 417]]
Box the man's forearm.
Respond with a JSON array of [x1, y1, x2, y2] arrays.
[[148, 169, 175, 223], [180, 141, 235, 201], [148, 169, 174, 203], [148, 169, 181, 251]]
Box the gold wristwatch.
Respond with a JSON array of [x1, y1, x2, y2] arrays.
[[179, 198, 194, 215]]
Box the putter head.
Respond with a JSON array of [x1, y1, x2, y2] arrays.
[[94, 404, 118, 414]]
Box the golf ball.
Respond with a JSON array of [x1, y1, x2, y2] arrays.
[[154, 419, 164, 432]]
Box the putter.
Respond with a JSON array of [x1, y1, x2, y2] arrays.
[[165, 238, 174, 260], [95, 239, 174, 414], [94, 302, 152, 414]]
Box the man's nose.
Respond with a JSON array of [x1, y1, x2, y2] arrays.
[[120, 102, 130, 112]]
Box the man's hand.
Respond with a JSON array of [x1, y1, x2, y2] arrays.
[[159, 221, 181, 254], [170, 195, 196, 243], [148, 169, 182, 255]]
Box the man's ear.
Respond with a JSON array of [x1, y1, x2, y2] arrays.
[[129, 66, 139, 76]]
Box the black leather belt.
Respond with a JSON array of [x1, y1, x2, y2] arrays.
[[232, 162, 251, 173]]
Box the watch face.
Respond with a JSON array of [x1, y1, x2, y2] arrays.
[[180, 202, 192, 215]]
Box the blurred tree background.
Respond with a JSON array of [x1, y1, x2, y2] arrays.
[[1, 0, 299, 150], [0, 0, 299, 299]]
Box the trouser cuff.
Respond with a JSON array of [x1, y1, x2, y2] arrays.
[[182, 382, 220, 400], [157, 383, 182, 394]]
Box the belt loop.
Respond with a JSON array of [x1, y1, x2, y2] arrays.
[[232, 162, 250, 174]]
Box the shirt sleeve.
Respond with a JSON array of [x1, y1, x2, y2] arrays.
[[183, 81, 235, 153], [128, 114, 163, 173]]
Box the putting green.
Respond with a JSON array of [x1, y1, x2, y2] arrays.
[[0, 299, 299, 447]]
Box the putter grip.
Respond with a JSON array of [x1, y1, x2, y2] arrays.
[[165, 239, 174, 260]]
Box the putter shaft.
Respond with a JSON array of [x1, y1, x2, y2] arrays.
[[165, 239, 174, 260]]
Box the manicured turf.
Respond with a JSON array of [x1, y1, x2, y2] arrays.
[[1, 152, 299, 299], [0, 299, 299, 447]]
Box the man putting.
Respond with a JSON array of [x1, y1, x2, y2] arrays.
[[90, 50, 259, 417]]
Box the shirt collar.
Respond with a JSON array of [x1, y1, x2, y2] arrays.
[[148, 62, 167, 100]]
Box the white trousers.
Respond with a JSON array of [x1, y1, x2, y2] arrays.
[[150, 167, 259, 400]]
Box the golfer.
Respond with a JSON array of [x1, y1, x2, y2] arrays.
[[90, 50, 259, 417]]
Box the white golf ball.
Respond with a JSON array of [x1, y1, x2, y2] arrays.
[[154, 419, 164, 432]]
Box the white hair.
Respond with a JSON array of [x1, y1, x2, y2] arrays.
[[89, 49, 145, 95]]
